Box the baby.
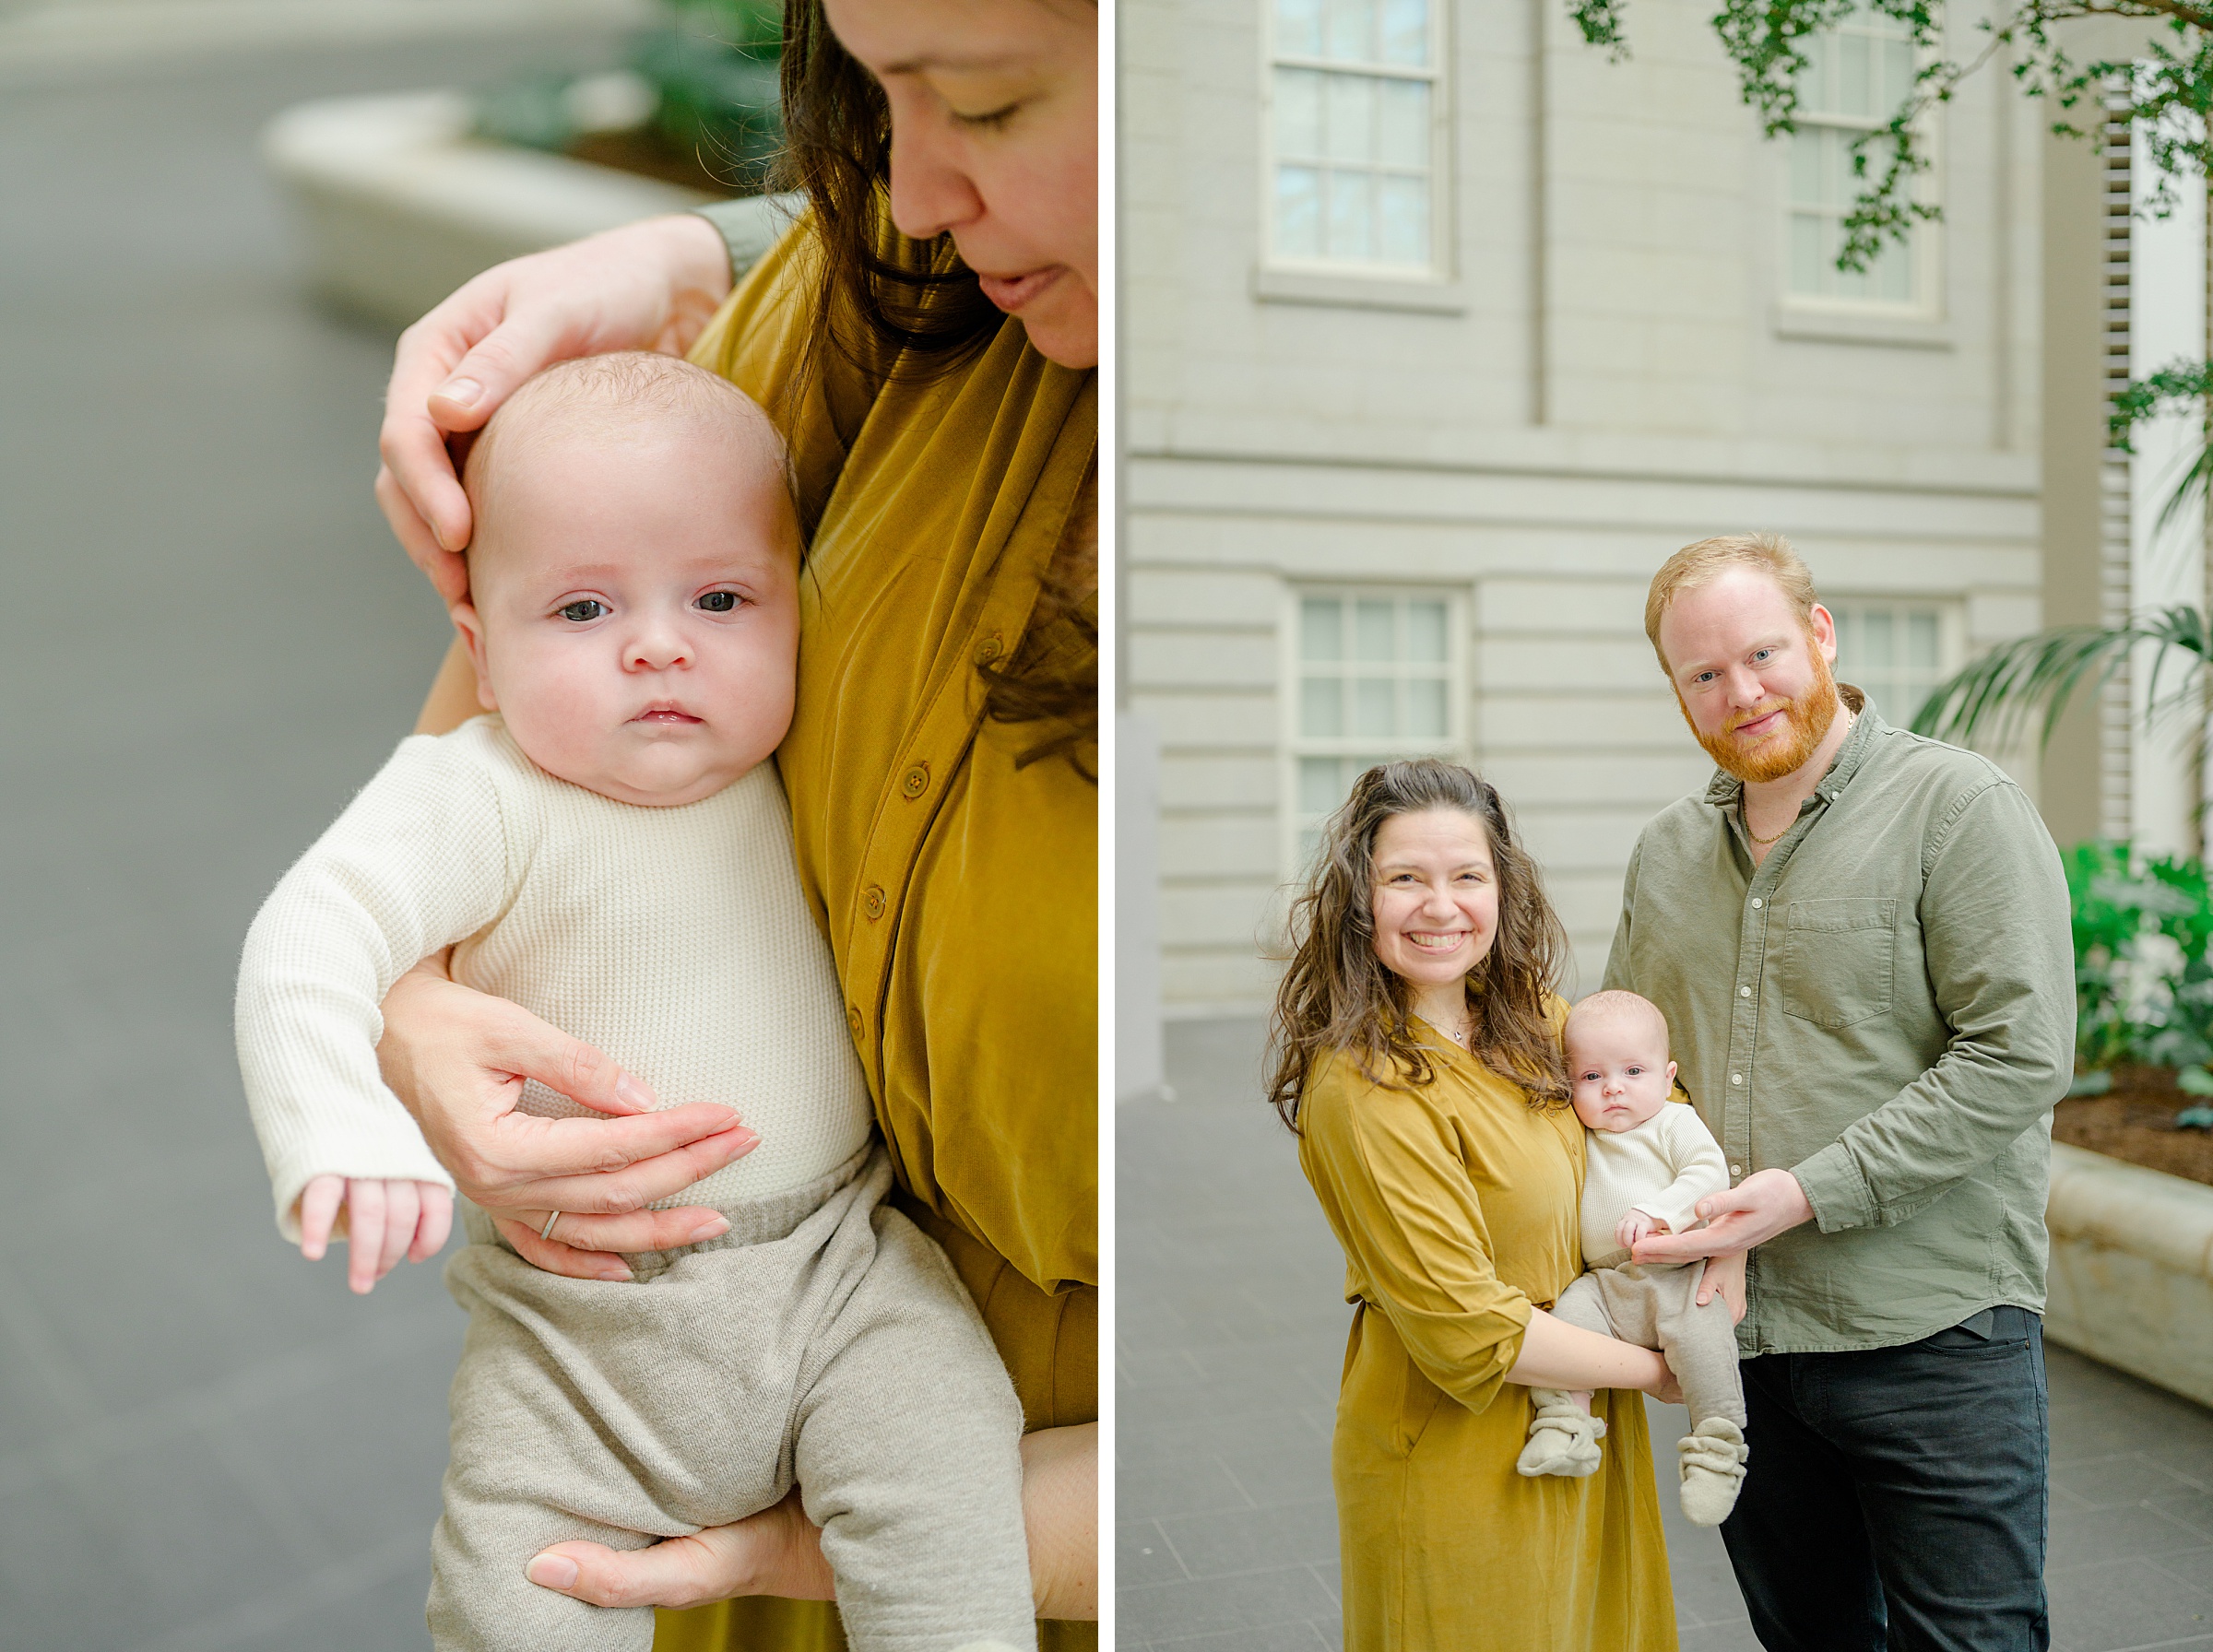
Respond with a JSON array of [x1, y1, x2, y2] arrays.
[[1515, 990, 1751, 1526], [235, 353, 1032, 1652]]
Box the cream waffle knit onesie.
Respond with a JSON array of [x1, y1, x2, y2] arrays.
[[1552, 1103, 1746, 1429], [235, 716, 1033, 1652]]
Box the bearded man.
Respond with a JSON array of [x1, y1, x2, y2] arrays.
[[1603, 534, 2073, 1652]]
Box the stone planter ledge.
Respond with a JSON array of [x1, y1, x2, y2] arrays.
[[2045, 1139, 2213, 1410], [264, 89, 794, 330]]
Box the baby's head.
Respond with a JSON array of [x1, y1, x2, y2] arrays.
[[450, 352, 800, 808], [1562, 990, 1677, 1134]]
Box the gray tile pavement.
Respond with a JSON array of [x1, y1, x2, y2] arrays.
[[1118, 1018, 2213, 1652], [0, 31, 621, 1650]]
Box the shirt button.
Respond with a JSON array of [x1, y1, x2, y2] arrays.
[[900, 762, 930, 800], [1750, 898, 1764, 909], [975, 633, 1004, 665], [846, 1004, 864, 1040], [1731, 1073, 1743, 1085], [862, 885, 886, 920], [1740, 985, 1752, 997], [1731, 1164, 1743, 1176]]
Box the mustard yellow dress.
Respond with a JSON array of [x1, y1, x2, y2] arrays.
[[652, 232, 1096, 1650], [1296, 1032, 1675, 1652]]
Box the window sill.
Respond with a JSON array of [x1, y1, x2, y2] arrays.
[[1253, 264, 1467, 314], [1771, 303, 1953, 350]]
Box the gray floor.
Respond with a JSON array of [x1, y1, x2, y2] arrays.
[[0, 31, 621, 1650], [1118, 1019, 2213, 1652]]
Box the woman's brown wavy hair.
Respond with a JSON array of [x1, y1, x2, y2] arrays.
[[1265, 760, 1572, 1131], [762, 0, 1097, 775]]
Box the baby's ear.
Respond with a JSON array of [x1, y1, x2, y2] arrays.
[[1666, 1059, 1679, 1085], [448, 603, 498, 712]]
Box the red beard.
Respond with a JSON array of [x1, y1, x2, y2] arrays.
[[1680, 640, 1840, 784]]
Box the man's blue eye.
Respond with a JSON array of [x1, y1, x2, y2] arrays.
[[698, 592, 739, 613], [560, 600, 608, 622]]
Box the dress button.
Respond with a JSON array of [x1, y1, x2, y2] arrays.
[[1751, 898, 1764, 909], [901, 762, 929, 800], [1731, 1073, 1743, 1085], [1740, 985, 1752, 997], [975, 633, 1003, 665], [862, 885, 886, 920], [846, 1004, 863, 1040]]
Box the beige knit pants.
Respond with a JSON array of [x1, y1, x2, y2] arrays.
[[1552, 1260, 1748, 1429], [425, 1143, 1034, 1652]]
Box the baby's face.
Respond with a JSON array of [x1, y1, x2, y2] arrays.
[[1566, 1016, 1675, 1134], [455, 420, 799, 808]]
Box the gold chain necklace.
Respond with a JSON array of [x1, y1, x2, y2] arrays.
[[1745, 810, 1792, 847]]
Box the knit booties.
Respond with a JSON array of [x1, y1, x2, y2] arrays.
[[1516, 1388, 1606, 1478], [1677, 1416, 1750, 1526]]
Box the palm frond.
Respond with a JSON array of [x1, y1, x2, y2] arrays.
[[1910, 605, 2213, 754]]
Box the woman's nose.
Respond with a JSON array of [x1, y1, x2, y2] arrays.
[[885, 101, 985, 243]]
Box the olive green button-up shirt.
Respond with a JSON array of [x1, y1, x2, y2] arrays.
[[1603, 696, 2074, 1354]]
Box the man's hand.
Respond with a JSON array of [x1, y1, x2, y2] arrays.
[[1632, 1168, 1813, 1265], [1696, 1249, 1747, 1324], [297, 1174, 455, 1295], [1615, 1209, 1663, 1252]]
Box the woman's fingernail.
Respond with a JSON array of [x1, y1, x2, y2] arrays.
[[732, 1127, 760, 1151], [614, 1074, 653, 1111], [526, 1552, 580, 1590], [440, 377, 482, 409], [688, 1215, 730, 1243]]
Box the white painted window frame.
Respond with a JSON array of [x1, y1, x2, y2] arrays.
[[1280, 583, 1470, 877], [1824, 595, 1965, 728], [1256, 0, 1457, 302], [1778, 6, 1944, 324]]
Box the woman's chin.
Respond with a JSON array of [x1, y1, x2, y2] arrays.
[[1014, 296, 1098, 370]]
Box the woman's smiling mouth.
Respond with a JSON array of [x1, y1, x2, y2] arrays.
[[1407, 930, 1468, 951]]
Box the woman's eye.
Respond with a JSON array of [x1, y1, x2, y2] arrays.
[[697, 591, 740, 614], [953, 102, 1022, 131], [558, 600, 608, 622]]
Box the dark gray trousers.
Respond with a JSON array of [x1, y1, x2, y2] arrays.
[[1721, 1306, 2051, 1652]]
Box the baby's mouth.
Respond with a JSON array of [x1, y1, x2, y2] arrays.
[[633, 703, 703, 726]]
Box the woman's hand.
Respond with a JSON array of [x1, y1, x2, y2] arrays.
[[523, 1422, 1101, 1620], [375, 213, 734, 596], [376, 955, 759, 1281]]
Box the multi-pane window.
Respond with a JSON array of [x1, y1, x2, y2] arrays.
[[1267, 0, 1439, 271], [1786, 7, 1923, 305], [1289, 590, 1460, 866], [1830, 601, 1950, 727]]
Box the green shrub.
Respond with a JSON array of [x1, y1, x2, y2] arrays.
[[2066, 839, 2213, 1075], [475, 0, 784, 194]]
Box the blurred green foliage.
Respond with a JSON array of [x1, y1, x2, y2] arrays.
[[2067, 840, 2213, 1076], [476, 0, 784, 193]]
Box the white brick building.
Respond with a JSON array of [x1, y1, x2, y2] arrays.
[[1120, 0, 2082, 1026]]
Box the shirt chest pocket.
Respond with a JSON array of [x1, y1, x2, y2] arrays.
[[1779, 898, 1898, 1030]]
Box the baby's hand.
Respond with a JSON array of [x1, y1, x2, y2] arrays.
[[297, 1175, 455, 1295], [1615, 1210, 1665, 1252]]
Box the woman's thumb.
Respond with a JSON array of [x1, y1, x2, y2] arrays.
[[501, 1017, 656, 1116]]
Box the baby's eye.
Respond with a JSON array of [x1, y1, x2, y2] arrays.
[[696, 591, 741, 614], [1627, 1065, 1644, 1076], [558, 599, 609, 623]]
